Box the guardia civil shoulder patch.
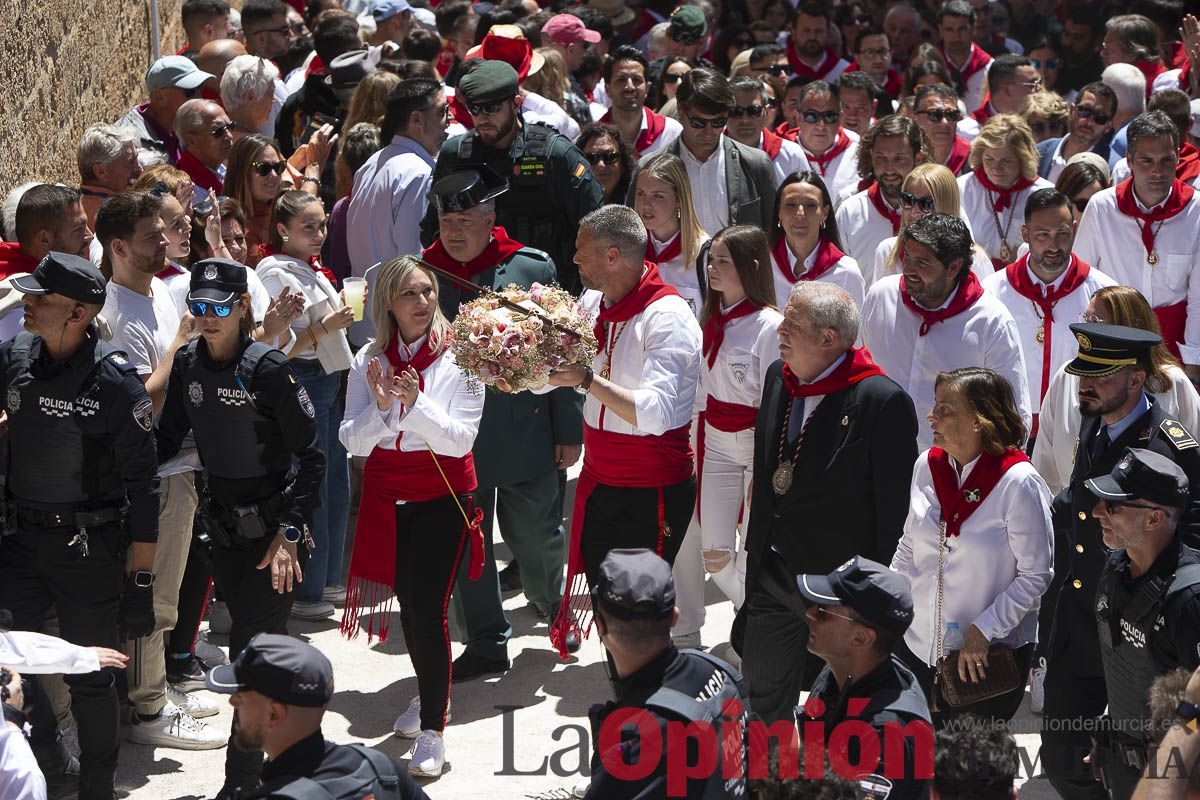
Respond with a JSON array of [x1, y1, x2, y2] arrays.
[[573, 163, 586, 179]]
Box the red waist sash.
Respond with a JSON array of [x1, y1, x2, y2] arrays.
[[1154, 300, 1187, 360], [704, 396, 758, 432]]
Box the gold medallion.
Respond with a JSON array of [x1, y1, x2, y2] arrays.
[[999, 242, 1011, 262], [772, 462, 794, 495], [1147, 251, 1159, 266], [1035, 325, 1045, 344]]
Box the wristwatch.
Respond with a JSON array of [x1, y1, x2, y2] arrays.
[[132, 570, 156, 588], [1176, 699, 1200, 727], [280, 525, 302, 544], [575, 365, 595, 395]]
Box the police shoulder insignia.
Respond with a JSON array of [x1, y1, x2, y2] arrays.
[[1161, 419, 1199, 450], [132, 398, 153, 432], [109, 353, 127, 365], [296, 386, 316, 419], [857, 774, 894, 800]]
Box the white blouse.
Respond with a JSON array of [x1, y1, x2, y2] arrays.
[[870, 237, 993, 289], [256, 253, 352, 372], [772, 243, 865, 310], [653, 232, 710, 320], [834, 188, 900, 278], [891, 451, 1054, 665], [696, 304, 784, 415]]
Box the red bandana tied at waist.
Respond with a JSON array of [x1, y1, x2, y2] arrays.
[[928, 447, 1029, 537], [900, 271, 985, 336], [760, 127, 785, 160], [867, 182, 902, 235], [422, 226, 524, 283], [772, 235, 845, 285], [786, 44, 841, 81], [645, 232, 682, 266], [1114, 178, 1195, 264], [805, 129, 853, 176], [177, 149, 223, 194], [258, 244, 338, 287], [945, 136, 972, 175], [600, 107, 668, 154], [974, 170, 1037, 212]]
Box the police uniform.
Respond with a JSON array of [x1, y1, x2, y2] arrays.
[[581, 549, 750, 800], [154, 260, 324, 796], [1041, 324, 1200, 800], [0, 253, 160, 800], [419, 60, 604, 294], [1085, 449, 1200, 800], [796, 557, 932, 800]]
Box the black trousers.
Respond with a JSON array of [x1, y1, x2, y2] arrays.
[[0, 523, 125, 800], [896, 640, 1034, 728], [395, 494, 471, 733], [210, 532, 301, 793], [167, 532, 214, 658], [580, 476, 696, 586], [1040, 660, 1109, 800]]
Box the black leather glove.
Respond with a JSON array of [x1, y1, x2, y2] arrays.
[[119, 579, 155, 641]]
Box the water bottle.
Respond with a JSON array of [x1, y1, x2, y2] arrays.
[[943, 621, 964, 654]]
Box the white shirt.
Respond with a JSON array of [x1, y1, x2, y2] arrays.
[[891, 451, 1053, 665], [679, 141, 730, 241], [772, 242, 865, 310], [957, 172, 1055, 264], [652, 232, 709, 319], [520, 90, 580, 139], [861, 275, 1032, 450], [637, 108, 682, 157], [1032, 363, 1200, 494], [0, 726, 46, 800], [262, 77, 290, 139], [944, 46, 993, 111], [870, 237, 992, 288], [697, 304, 783, 414], [981, 260, 1116, 411], [257, 254, 353, 372], [0, 631, 102, 674], [802, 131, 861, 207], [338, 336, 483, 457], [1110, 158, 1200, 191], [758, 131, 811, 184], [581, 287, 703, 436], [835, 188, 900, 276], [1073, 184, 1200, 364]]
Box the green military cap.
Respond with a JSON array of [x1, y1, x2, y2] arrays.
[[669, 5, 707, 37], [458, 60, 520, 105]]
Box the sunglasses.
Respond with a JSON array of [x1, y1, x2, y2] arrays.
[[252, 24, 291, 37], [687, 113, 728, 129], [1103, 500, 1160, 514], [586, 149, 620, 166], [670, 29, 703, 45], [917, 108, 963, 123], [252, 160, 288, 177], [189, 301, 237, 318], [148, 180, 171, 199], [1030, 57, 1059, 70], [210, 122, 236, 138], [754, 63, 789, 76], [899, 192, 936, 212], [466, 99, 507, 116], [1029, 120, 1066, 136], [801, 109, 840, 124], [1074, 105, 1111, 125], [730, 103, 766, 118], [813, 606, 871, 626], [662, 72, 686, 84]]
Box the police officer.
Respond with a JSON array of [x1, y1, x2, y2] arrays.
[[1040, 324, 1200, 800], [424, 169, 585, 677], [0, 252, 159, 800], [580, 548, 750, 799], [205, 634, 431, 800], [419, 60, 603, 294], [1085, 448, 1200, 800], [154, 258, 325, 799], [796, 556, 932, 800]]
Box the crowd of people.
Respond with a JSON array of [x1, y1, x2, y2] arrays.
[[7, 0, 1200, 797]]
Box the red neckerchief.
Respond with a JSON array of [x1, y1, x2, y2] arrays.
[[771, 235, 844, 283], [304, 54, 326, 78], [846, 62, 903, 97], [1006, 253, 1092, 400], [1180, 57, 1191, 92], [805, 129, 852, 176], [593, 262, 680, 341], [1163, 40, 1189, 71], [780, 346, 885, 398], [928, 447, 1030, 537], [0, 243, 40, 279], [155, 261, 187, 281], [900, 271, 985, 336], [760, 127, 784, 160], [1178, 142, 1200, 183], [1114, 178, 1196, 261], [773, 121, 800, 142], [1134, 60, 1166, 98], [259, 244, 337, 287], [943, 43, 991, 96], [600, 107, 667, 154], [448, 92, 474, 130], [702, 299, 760, 367], [421, 226, 524, 283], [177, 149, 223, 193], [435, 47, 456, 77], [969, 99, 993, 125], [867, 182, 902, 234], [645, 232, 682, 264], [785, 43, 840, 81], [974, 170, 1037, 212], [383, 331, 442, 419], [945, 136, 971, 175]]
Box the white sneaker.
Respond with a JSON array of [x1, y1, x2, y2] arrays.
[[572, 780, 590, 798], [127, 703, 227, 750], [166, 685, 220, 719], [1030, 656, 1047, 715], [394, 697, 451, 738], [407, 730, 446, 777], [194, 630, 229, 669], [208, 600, 232, 635]]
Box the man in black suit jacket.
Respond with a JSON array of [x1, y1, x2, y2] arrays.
[[733, 281, 918, 725]]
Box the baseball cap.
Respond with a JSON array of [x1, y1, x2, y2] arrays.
[[669, 5, 707, 37], [146, 55, 214, 92], [542, 14, 602, 46], [206, 633, 334, 707], [188, 258, 248, 305], [797, 556, 914, 637], [1085, 447, 1190, 509], [11, 253, 107, 305], [372, 0, 413, 21], [592, 548, 676, 620]]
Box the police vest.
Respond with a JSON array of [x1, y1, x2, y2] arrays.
[[250, 744, 407, 800], [4, 332, 132, 506], [1097, 560, 1200, 742], [177, 340, 289, 481]]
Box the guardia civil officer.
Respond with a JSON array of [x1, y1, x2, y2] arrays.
[[0, 252, 159, 800], [796, 556, 933, 800], [419, 60, 603, 294], [154, 258, 324, 799], [423, 168, 585, 677], [1084, 449, 1200, 800], [579, 548, 750, 799], [1040, 324, 1200, 800], [205, 634, 431, 800]]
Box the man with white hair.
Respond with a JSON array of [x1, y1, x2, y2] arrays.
[[883, 4, 922, 71], [77, 125, 143, 229], [116, 56, 215, 166], [1102, 62, 1147, 166], [646, 22, 671, 61], [220, 55, 281, 140], [175, 99, 235, 200]]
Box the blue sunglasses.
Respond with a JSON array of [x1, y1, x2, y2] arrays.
[[189, 301, 236, 318]]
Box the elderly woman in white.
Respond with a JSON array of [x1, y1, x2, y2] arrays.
[[891, 366, 1053, 725]]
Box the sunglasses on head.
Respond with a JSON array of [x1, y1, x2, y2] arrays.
[[899, 192, 936, 212], [189, 301, 237, 318], [1074, 105, 1111, 125], [210, 122, 236, 138], [801, 109, 840, 124], [687, 113, 728, 129], [917, 108, 962, 123], [148, 180, 171, 199], [730, 103, 766, 118], [466, 99, 507, 116], [252, 160, 288, 177], [670, 29, 703, 44], [586, 149, 621, 166]]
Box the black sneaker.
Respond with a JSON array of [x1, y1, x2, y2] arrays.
[[498, 561, 522, 592], [166, 655, 207, 693], [451, 651, 510, 683]]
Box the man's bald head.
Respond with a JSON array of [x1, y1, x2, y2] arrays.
[[197, 38, 249, 81]]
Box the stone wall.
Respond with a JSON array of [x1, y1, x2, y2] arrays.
[[0, 0, 187, 192]]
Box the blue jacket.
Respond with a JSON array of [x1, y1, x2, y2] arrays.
[[1037, 131, 1115, 179]]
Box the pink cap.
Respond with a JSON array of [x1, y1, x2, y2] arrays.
[[541, 14, 602, 46]]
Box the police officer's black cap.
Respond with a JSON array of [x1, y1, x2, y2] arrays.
[[592, 548, 675, 620], [11, 252, 106, 305], [189, 258, 248, 305], [1065, 323, 1161, 378], [1085, 447, 1189, 509], [206, 633, 334, 707], [797, 556, 914, 637], [458, 60, 520, 104], [432, 168, 509, 213]]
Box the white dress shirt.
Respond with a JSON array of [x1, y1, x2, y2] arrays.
[[338, 335, 483, 457], [520, 90, 580, 139], [679, 142, 730, 239], [835, 188, 900, 275], [861, 275, 1032, 450], [257, 254, 353, 373], [944, 46, 992, 112], [758, 131, 811, 184], [870, 236, 992, 288], [891, 451, 1053, 664], [803, 132, 861, 207], [653, 232, 709, 319], [637, 108, 682, 157], [957, 172, 1055, 264], [696, 304, 784, 415], [772, 242, 865, 310]]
